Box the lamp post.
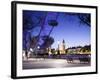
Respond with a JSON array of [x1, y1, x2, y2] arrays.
[[57, 41, 60, 55], [37, 46, 40, 49], [57, 41, 60, 50]]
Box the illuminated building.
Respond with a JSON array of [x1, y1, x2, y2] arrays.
[[59, 39, 66, 54]]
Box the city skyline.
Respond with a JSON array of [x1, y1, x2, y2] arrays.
[[23, 10, 91, 50]]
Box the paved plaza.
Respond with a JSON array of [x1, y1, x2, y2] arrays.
[[23, 58, 90, 69]]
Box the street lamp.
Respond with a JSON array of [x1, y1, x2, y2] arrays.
[[30, 48, 33, 52], [37, 46, 40, 49], [57, 41, 60, 50], [57, 41, 60, 55]]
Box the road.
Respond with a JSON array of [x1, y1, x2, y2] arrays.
[[23, 58, 90, 69]]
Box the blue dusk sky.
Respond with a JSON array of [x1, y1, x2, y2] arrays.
[[23, 10, 91, 49]]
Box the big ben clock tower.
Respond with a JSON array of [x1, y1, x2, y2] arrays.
[[60, 39, 66, 54]]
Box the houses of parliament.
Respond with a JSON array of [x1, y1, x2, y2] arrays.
[[48, 39, 66, 54], [58, 39, 66, 54]]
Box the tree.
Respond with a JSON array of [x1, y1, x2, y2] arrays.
[[65, 13, 91, 27], [65, 49, 68, 54], [51, 49, 56, 54], [41, 35, 54, 49], [80, 45, 91, 53], [23, 13, 43, 31], [23, 11, 47, 57], [78, 14, 91, 26], [30, 36, 38, 49], [33, 12, 47, 51]]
